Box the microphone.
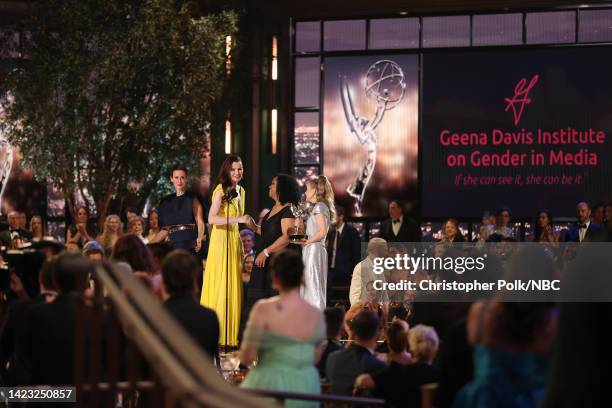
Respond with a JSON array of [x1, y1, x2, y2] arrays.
[[222, 187, 238, 202]]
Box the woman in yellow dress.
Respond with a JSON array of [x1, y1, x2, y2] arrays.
[[201, 155, 254, 347]]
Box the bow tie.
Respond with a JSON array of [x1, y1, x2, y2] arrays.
[[392, 219, 400, 224], [579, 224, 587, 229]]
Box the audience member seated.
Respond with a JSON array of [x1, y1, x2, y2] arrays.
[[531, 210, 559, 243], [23, 253, 92, 385], [240, 229, 255, 256], [83, 240, 105, 262], [326, 206, 361, 292], [0, 258, 57, 385], [66, 206, 96, 249], [124, 206, 139, 228], [145, 210, 161, 243], [455, 247, 558, 408], [591, 202, 605, 225], [475, 211, 495, 242], [564, 201, 601, 242], [317, 306, 344, 379], [111, 235, 155, 274], [0, 211, 33, 248], [349, 238, 388, 306], [488, 207, 514, 239], [439, 218, 466, 243], [128, 216, 148, 243], [378, 199, 421, 243], [543, 244, 612, 408], [242, 253, 254, 294], [161, 250, 219, 359], [326, 309, 387, 396], [355, 321, 440, 407], [240, 250, 325, 408], [382, 319, 412, 364], [29, 215, 45, 241], [97, 214, 123, 254], [148, 241, 174, 275]]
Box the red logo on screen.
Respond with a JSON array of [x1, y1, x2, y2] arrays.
[[504, 75, 539, 126]]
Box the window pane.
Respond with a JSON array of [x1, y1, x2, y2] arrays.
[[47, 185, 66, 218], [369, 18, 419, 49], [294, 112, 320, 164], [473, 13, 523, 46], [293, 166, 319, 187], [324, 20, 366, 51], [46, 221, 66, 242], [579, 9, 612, 43], [294, 57, 320, 108], [295, 21, 320, 52], [422, 16, 470, 48], [526, 11, 576, 44]]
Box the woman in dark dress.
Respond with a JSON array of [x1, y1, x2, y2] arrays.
[[66, 206, 97, 249], [242, 174, 300, 324]]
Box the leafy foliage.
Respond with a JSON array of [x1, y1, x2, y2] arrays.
[[2, 0, 237, 219]]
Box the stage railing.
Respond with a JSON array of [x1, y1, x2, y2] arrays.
[[74, 262, 386, 407], [75, 262, 273, 407]]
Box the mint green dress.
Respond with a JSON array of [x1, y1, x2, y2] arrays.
[[240, 316, 326, 408]]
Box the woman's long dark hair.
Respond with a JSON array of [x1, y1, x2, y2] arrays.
[[275, 174, 300, 206], [533, 209, 552, 242], [215, 155, 242, 198], [111, 235, 154, 273]]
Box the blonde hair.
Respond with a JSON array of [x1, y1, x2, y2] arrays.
[[99, 214, 123, 248], [408, 324, 439, 363], [306, 175, 336, 223]]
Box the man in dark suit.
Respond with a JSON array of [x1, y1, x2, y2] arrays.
[[326, 207, 361, 292], [0, 259, 57, 385], [0, 211, 33, 247], [326, 309, 387, 395], [565, 201, 602, 242], [162, 250, 219, 359], [317, 306, 345, 379], [23, 253, 92, 385], [378, 199, 421, 243]]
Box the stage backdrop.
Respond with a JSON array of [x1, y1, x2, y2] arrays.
[[422, 47, 612, 218], [323, 54, 418, 217]]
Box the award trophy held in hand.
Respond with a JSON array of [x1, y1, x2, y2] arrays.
[[289, 202, 310, 244]]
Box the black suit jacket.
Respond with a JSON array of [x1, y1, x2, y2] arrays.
[[0, 294, 47, 385], [317, 339, 343, 379], [378, 218, 421, 243], [564, 222, 602, 242], [326, 343, 388, 396], [24, 293, 80, 385], [372, 361, 440, 408], [164, 294, 219, 358], [326, 223, 361, 278]]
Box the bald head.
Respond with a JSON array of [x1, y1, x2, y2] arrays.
[[576, 202, 591, 224]]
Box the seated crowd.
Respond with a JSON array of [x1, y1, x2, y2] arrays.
[[0, 197, 610, 408]]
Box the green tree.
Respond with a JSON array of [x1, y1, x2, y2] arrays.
[[1, 0, 237, 222]]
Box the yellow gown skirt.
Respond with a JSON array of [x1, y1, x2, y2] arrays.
[[200, 184, 244, 347]]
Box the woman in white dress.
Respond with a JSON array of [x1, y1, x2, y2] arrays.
[[300, 175, 336, 310]]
